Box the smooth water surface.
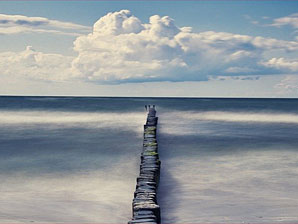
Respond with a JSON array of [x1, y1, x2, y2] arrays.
[[1, 96, 298, 223]]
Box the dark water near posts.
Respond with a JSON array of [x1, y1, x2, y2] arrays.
[[0, 96, 298, 223]]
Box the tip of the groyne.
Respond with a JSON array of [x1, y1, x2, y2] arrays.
[[128, 106, 160, 224]]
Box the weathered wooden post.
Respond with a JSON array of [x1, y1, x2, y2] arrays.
[[128, 106, 161, 224]]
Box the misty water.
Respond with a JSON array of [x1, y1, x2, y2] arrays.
[[1, 96, 298, 223]]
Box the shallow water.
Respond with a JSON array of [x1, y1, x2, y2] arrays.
[[1, 96, 298, 223]]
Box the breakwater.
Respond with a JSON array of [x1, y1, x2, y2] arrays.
[[128, 107, 161, 224]]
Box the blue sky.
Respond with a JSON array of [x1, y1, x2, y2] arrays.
[[0, 1, 298, 97]]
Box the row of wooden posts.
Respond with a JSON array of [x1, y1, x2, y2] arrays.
[[128, 107, 161, 224]]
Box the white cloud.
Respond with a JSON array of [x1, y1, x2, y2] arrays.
[[1, 10, 298, 84], [0, 46, 74, 81], [262, 57, 298, 72], [71, 10, 189, 82], [71, 10, 298, 83], [272, 13, 298, 29], [0, 26, 83, 36], [0, 14, 91, 36], [92, 10, 144, 35]]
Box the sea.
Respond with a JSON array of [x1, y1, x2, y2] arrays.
[[0, 96, 298, 223]]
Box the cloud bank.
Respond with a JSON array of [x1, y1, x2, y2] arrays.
[[1, 10, 298, 84], [0, 46, 73, 81]]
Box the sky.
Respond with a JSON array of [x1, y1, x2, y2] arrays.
[[0, 0, 298, 97]]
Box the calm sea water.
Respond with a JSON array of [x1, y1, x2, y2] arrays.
[[0, 96, 298, 223]]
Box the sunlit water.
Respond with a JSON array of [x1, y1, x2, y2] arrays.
[[1, 97, 298, 223]]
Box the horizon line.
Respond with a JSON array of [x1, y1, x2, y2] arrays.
[[1, 0, 298, 1], [0, 94, 298, 99]]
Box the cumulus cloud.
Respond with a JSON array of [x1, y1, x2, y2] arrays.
[[1, 10, 298, 83], [71, 10, 188, 82], [0, 14, 91, 36], [262, 57, 298, 72], [71, 10, 298, 83], [0, 46, 74, 81], [271, 13, 298, 29]]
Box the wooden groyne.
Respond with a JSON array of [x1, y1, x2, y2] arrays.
[[128, 106, 161, 224]]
